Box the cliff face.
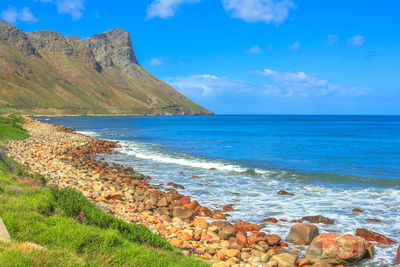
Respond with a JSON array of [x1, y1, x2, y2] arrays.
[[0, 21, 212, 115]]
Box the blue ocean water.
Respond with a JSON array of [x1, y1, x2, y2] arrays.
[[38, 115, 400, 265]]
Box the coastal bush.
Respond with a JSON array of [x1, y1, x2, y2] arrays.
[[0, 115, 29, 141], [50, 187, 173, 250]]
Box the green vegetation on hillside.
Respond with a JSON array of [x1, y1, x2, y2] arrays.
[[0, 116, 209, 266], [0, 113, 29, 141]]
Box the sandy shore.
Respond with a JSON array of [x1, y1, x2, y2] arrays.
[[6, 118, 386, 267]]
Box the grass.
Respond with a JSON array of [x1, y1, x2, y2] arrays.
[[0, 115, 209, 267], [0, 113, 29, 141]]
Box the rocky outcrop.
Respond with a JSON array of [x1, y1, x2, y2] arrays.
[[286, 224, 319, 245], [305, 233, 374, 265], [0, 20, 212, 115], [302, 215, 334, 225], [355, 228, 395, 244]]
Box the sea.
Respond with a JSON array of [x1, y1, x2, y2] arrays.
[[37, 115, 400, 266]]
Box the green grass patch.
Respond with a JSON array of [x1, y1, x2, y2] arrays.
[[0, 113, 29, 141], [0, 153, 208, 266]]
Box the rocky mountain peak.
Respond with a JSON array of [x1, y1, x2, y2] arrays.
[[0, 20, 37, 56]]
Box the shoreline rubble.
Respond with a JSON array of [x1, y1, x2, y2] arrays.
[[6, 118, 392, 266]]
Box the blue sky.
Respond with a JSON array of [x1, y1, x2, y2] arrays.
[[1, 0, 400, 114]]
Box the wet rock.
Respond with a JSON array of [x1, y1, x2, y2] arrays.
[[365, 218, 382, 223], [185, 200, 200, 211], [234, 220, 259, 232], [286, 224, 319, 245], [197, 206, 211, 217], [352, 208, 363, 213], [265, 234, 281, 246], [172, 207, 194, 220], [212, 212, 226, 220], [167, 182, 185, 189], [277, 190, 295, 196], [302, 215, 334, 225], [236, 232, 248, 246], [355, 228, 395, 244], [263, 217, 278, 223], [266, 253, 297, 267], [222, 205, 234, 212], [178, 195, 191, 204], [397, 244, 400, 260], [305, 233, 374, 265]]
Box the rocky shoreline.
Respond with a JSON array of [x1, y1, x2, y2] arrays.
[[6, 118, 398, 267]]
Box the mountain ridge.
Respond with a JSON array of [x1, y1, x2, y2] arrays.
[[0, 21, 212, 115]]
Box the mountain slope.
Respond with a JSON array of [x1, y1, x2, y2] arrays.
[[0, 21, 212, 115]]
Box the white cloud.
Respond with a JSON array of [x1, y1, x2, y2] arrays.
[[56, 0, 85, 19], [1, 6, 38, 24], [327, 34, 339, 46], [289, 41, 300, 50], [221, 0, 296, 24], [150, 58, 163, 66], [166, 74, 252, 98], [254, 68, 371, 97], [245, 45, 262, 54], [347, 35, 365, 46], [147, 0, 200, 19]]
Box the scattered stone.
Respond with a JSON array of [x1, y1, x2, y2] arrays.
[[0, 219, 11, 243], [365, 218, 382, 223], [355, 228, 395, 244], [222, 205, 233, 212], [263, 217, 278, 224], [18, 242, 47, 251], [172, 207, 194, 220], [305, 233, 374, 265], [219, 225, 237, 240], [277, 190, 295, 196], [267, 253, 297, 267], [302, 215, 334, 225], [167, 182, 185, 189], [352, 208, 363, 213], [286, 224, 319, 245], [192, 218, 209, 229]]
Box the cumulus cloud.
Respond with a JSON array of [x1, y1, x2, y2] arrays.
[[56, 0, 85, 19], [289, 41, 300, 50], [150, 58, 163, 66], [327, 34, 339, 46], [254, 68, 371, 97], [147, 0, 200, 19], [221, 0, 296, 24], [166, 74, 252, 98], [1, 6, 38, 24], [245, 45, 262, 54], [347, 35, 365, 46]]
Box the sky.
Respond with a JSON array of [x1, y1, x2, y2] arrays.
[[1, 0, 400, 115]]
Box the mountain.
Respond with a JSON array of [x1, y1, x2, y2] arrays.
[[0, 21, 212, 115]]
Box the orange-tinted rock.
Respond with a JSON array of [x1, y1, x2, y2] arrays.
[[226, 248, 240, 258], [278, 190, 295, 196], [291, 219, 303, 223], [216, 249, 226, 261], [352, 208, 363, 213], [167, 182, 185, 189], [397, 244, 400, 260], [192, 217, 209, 229], [236, 233, 248, 246], [177, 231, 193, 241], [212, 212, 226, 220], [248, 232, 267, 244], [365, 218, 382, 223], [172, 207, 194, 220], [266, 234, 281, 246], [263, 217, 278, 223], [209, 167, 217, 171], [302, 215, 334, 225], [178, 195, 191, 204], [305, 233, 374, 265], [170, 238, 182, 247], [279, 218, 288, 222], [185, 200, 200, 211], [197, 206, 211, 217], [355, 228, 395, 244], [219, 225, 237, 240], [223, 205, 234, 212], [286, 224, 319, 245], [234, 220, 259, 232]]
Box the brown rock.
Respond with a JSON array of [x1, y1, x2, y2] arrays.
[[311, 261, 333, 267], [302, 215, 334, 225], [234, 220, 259, 232], [219, 225, 237, 240], [167, 182, 185, 189], [267, 253, 297, 267], [197, 206, 211, 217], [226, 248, 240, 258], [277, 190, 295, 196], [263, 217, 278, 223], [222, 205, 234, 212], [172, 207, 194, 220], [286, 224, 319, 245], [212, 212, 226, 220], [365, 218, 382, 223], [228, 237, 244, 249], [305, 233, 374, 265], [352, 208, 363, 213], [185, 200, 200, 211], [178, 195, 190, 204], [170, 238, 182, 247], [355, 228, 395, 244], [265, 234, 281, 246], [157, 197, 168, 207], [236, 232, 248, 246]]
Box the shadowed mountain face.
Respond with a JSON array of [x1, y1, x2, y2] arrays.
[[0, 21, 212, 115]]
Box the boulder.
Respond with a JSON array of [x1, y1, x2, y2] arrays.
[[311, 261, 333, 267], [192, 218, 209, 229], [222, 205, 234, 212], [266, 253, 297, 267], [286, 224, 319, 245], [228, 237, 244, 249], [263, 217, 278, 224], [172, 207, 194, 220], [0, 219, 11, 243], [355, 228, 395, 244], [302, 215, 334, 225], [305, 233, 374, 265], [197, 206, 211, 217], [234, 220, 259, 232], [219, 225, 237, 240]]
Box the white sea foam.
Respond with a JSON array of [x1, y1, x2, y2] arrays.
[[99, 139, 400, 266], [76, 130, 100, 137]]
